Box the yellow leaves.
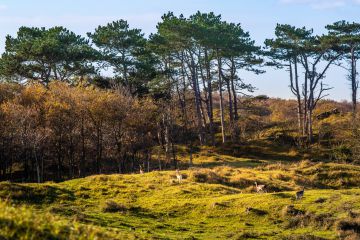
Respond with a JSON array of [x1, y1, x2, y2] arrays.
[[20, 83, 47, 107], [0, 83, 23, 103], [0, 81, 159, 146], [267, 99, 297, 123]]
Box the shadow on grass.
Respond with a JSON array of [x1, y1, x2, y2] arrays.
[[86, 206, 165, 229], [217, 140, 302, 162], [189, 139, 302, 169], [0, 182, 75, 204], [192, 158, 265, 169], [272, 192, 294, 199]]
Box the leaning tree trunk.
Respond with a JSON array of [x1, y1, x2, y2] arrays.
[[290, 58, 303, 135]]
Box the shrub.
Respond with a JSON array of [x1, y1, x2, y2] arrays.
[[245, 207, 267, 216], [190, 169, 226, 184], [281, 234, 326, 240], [314, 197, 327, 203], [281, 205, 305, 217], [273, 173, 291, 181], [102, 200, 127, 213], [337, 218, 360, 234], [330, 144, 352, 163], [237, 231, 259, 239]]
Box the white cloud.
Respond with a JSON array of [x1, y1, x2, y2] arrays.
[[280, 0, 360, 9]]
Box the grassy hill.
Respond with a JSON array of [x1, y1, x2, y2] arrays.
[[0, 159, 360, 239]]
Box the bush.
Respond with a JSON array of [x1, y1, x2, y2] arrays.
[[190, 169, 226, 184], [330, 144, 352, 163], [281, 235, 326, 240], [337, 218, 360, 234], [282, 205, 305, 217], [102, 200, 127, 213]]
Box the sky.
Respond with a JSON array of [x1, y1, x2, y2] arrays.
[[0, 0, 359, 101]]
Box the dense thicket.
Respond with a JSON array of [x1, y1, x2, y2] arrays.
[[0, 82, 160, 182], [0, 12, 359, 182]]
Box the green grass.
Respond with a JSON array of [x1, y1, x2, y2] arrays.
[[1, 162, 360, 239]]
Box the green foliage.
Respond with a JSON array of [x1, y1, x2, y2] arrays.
[[88, 20, 156, 95], [0, 26, 99, 85]]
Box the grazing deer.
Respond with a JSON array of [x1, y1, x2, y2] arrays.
[[139, 165, 144, 174], [254, 182, 266, 193], [245, 207, 253, 214], [176, 169, 182, 183], [296, 187, 304, 200]]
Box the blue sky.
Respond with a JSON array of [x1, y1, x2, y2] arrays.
[[0, 0, 359, 100]]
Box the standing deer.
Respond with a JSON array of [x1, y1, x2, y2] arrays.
[[176, 169, 182, 183], [139, 165, 144, 174], [254, 182, 266, 193], [296, 187, 304, 200]]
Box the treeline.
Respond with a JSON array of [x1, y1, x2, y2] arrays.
[[0, 12, 359, 182], [0, 83, 162, 182]]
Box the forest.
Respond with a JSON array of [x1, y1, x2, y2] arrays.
[[0, 12, 359, 183]]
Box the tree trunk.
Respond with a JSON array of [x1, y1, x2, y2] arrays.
[[56, 140, 62, 181], [351, 47, 358, 116], [96, 126, 102, 174], [230, 59, 240, 142], [33, 146, 41, 183], [291, 58, 303, 135], [205, 50, 215, 146], [68, 135, 74, 179], [303, 69, 309, 137], [163, 112, 171, 165], [171, 142, 177, 169], [218, 56, 226, 143], [189, 144, 193, 166], [231, 77, 239, 121], [308, 109, 313, 143], [147, 151, 151, 172], [190, 58, 205, 145], [79, 116, 86, 177], [294, 63, 303, 135]]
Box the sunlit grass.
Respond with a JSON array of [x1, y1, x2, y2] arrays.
[[0, 161, 360, 239]]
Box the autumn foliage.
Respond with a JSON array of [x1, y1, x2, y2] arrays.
[[0, 82, 160, 182]]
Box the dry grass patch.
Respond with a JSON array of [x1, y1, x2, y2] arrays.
[[101, 200, 128, 213]]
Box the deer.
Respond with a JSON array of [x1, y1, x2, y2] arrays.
[[139, 165, 144, 174], [176, 169, 182, 183], [254, 182, 266, 193], [296, 187, 304, 200]]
